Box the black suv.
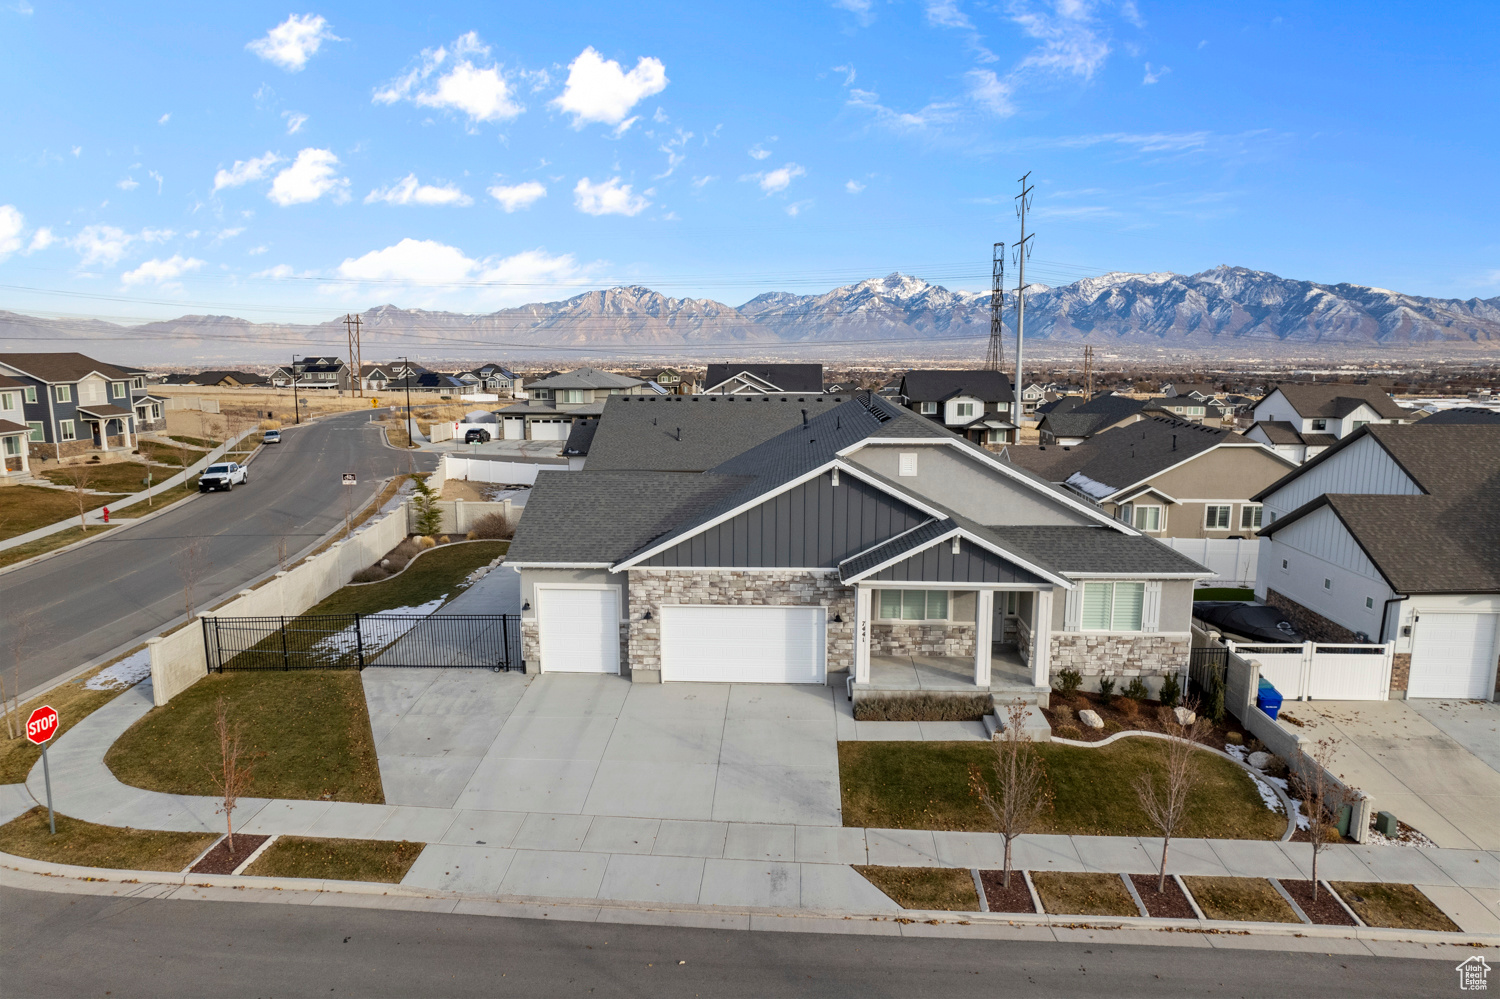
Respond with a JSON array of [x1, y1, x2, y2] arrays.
[[464, 428, 492, 443]]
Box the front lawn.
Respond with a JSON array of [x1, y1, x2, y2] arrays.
[[138, 439, 207, 467], [1193, 587, 1255, 602], [304, 540, 508, 616], [853, 865, 979, 911], [0, 647, 146, 782], [838, 739, 1284, 839], [39, 461, 178, 495], [0, 806, 214, 872], [105, 670, 384, 804], [0, 485, 126, 539], [244, 835, 424, 882]]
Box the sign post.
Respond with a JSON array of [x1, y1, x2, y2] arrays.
[[342, 473, 357, 537], [26, 705, 59, 835]]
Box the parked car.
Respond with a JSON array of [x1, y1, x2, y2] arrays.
[[199, 462, 248, 492], [1192, 601, 1302, 644], [263, 429, 281, 444], [464, 428, 492, 443]]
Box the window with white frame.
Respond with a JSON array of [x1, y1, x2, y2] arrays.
[[1365, 596, 1375, 610], [918, 401, 937, 414], [560, 389, 587, 404], [1239, 504, 1263, 530], [1281, 558, 1289, 571], [133, 377, 144, 389], [1081, 581, 1145, 631], [1323, 578, 1332, 590], [1204, 505, 1232, 530], [55, 384, 71, 403], [0, 392, 11, 411], [59, 419, 76, 441], [1133, 505, 1163, 532], [1310, 418, 1327, 431], [3, 435, 17, 456], [952, 402, 976, 419], [27, 421, 43, 441], [112, 382, 125, 398], [877, 589, 949, 621], [25, 385, 37, 403]]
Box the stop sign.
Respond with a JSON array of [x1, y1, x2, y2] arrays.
[[26, 705, 59, 746]]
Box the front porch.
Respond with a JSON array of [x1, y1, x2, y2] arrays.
[[865, 645, 1034, 692]]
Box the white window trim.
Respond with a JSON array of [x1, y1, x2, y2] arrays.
[[25, 385, 37, 403], [1133, 504, 1164, 533], [1078, 580, 1147, 633], [1239, 504, 1263, 531], [27, 421, 44, 441], [112, 382, 126, 399], [1204, 504, 1232, 530], [874, 588, 951, 623], [918, 401, 937, 414], [59, 419, 76, 441], [55, 385, 71, 403]]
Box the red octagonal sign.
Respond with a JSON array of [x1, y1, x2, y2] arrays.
[[26, 705, 59, 746]]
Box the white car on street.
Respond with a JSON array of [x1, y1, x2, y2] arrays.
[[199, 462, 248, 492]]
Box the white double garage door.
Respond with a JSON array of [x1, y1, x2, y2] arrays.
[[536, 588, 825, 683], [1409, 611, 1500, 699]]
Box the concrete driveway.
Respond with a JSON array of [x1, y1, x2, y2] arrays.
[[1280, 699, 1500, 850], [362, 671, 843, 826]]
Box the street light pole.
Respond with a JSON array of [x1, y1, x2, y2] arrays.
[[291, 355, 301, 425], [402, 356, 413, 448]]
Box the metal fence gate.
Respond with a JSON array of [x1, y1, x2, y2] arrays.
[[204, 614, 523, 672]]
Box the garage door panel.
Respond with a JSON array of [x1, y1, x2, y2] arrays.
[[540, 588, 620, 674], [662, 606, 825, 684], [1409, 612, 1498, 699]]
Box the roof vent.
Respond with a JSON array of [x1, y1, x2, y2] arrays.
[[675, 427, 682, 441], [1172, 434, 1177, 450], [801, 409, 809, 426]]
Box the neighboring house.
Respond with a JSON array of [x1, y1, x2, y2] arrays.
[[561, 419, 598, 470], [896, 369, 1017, 446], [1246, 383, 1409, 463], [508, 394, 1211, 694], [525, 368, 649, 411], [642, 368, 693, 394], [271, 357, 351, 392], [1148, 397, 1211, 423], [1252, 424, 1500, 700], [1037, 393, 1155, 445], [0, 352, 145, 459], [0, 374, 32, 478], [1034, 394, 1084, 420], [163, 370, 268, 387], [1417, 406, 1500, 426], [1002, 417, 1295, 539], [468, 363, 521, 395], [701, 363, 824, 394], [1161, 382, 1220, 399]]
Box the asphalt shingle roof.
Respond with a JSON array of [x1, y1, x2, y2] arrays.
[[1057, 417, 1272, 497], [703, 364, 824, 393], [1039, 393, 1153, 439], [1262, 383, 1407, 421], [1420, 407, 1500, 425], [985, 526, 1212, 576], [526, 367, 644, 390], [898, 369, 1014, 404], [561, 419, 597, 457], [0, 352, 132, 383], [837, 519, 954, 581]]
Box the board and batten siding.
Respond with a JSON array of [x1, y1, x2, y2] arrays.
[[1269, 505, 1384, 581], [642, 470, 927, 568], [1263, 434, 1418, 519], [866, 539, 1051, 585]]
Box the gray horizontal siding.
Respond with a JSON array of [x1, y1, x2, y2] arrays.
[[868, 541, 1050, 585], [643, 471, 927, 568]]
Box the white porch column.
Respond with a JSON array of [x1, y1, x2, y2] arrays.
[[122, 416, 133, 450], [854, 585, 872, 684], [1032, 588, 1054, 688], [973, 589, 994, 687]]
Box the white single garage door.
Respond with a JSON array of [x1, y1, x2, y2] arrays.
[[530, 419, 570, 441], [1409, 612, 1499, 699], [503, 417, 524, 440], [660, 606, 826, 683], [538, 588, 620, 674]]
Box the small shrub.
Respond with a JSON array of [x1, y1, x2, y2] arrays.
[[1226, 731, 1244, 746], [853, 693, 992, 722], [1158, 672, 1182, 709], [1056, 724, 1083, 740], [416, 536, 436, 549], [438, 535, 451, 544], [1097, 676, 1115, 705], [259, 419, 282, 430], [1123, 677, 1149, 701], [1115, 697, 1139, 719], [351, 567, 387, 583], [1051, 705, 1074, 724], [468, 511, 512, 540], [1055, 668, 1083, 697], [1103, 720, 1123, 734]]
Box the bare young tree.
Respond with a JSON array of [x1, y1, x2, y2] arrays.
[[58, 463, 95, 532], [176, 537, 210, 620], [1300, 737, 1356, 901], [970, 698, 1052, 888], [205, 696, 254, 853], [1, 612, 34, 740], [1133, 704, 1203, 893], [276, 535, 290, 573]]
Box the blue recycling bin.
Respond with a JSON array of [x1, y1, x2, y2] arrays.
[[1256, 678, 1283, 720]]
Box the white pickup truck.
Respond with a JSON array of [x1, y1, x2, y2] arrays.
[[198, 461, 248, 492]]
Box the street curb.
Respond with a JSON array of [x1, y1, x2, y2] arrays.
[[3, 851, 1494, 950]]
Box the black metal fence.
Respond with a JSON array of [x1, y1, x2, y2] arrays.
[[204, 614, 523, 672]]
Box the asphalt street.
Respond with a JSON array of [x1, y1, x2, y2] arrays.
[[0, 886, 1463, 999], [0, 410, 435, 695]]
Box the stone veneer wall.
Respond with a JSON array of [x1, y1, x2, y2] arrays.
[[30, 434, 131, 459], [627, 568, 855, 679], [1265, 588, 1361, 644], [1049, 633, 1190, 692], [1389, 652, 1410, 697], [870, 622, 975, 658]]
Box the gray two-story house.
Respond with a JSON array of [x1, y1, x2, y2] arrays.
[[897, 369, 1017, 446], [0, 353, 156, 460]]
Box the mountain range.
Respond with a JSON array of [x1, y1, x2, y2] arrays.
[[3, 266, 1497, 365]]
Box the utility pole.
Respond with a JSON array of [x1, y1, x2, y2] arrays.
[[291, 355, 301, 425], [1012, 171, 1035, 422], [986, 242, 1006, 371], [402, 355, 413, 448], [1084, 344, 1095, 398], [344, 313, 364, 398]]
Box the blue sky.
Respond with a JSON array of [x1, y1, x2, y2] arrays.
[[1, 1, 1496, 325]]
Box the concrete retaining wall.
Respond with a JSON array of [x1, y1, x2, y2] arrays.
[[407, 499, 517, 536]]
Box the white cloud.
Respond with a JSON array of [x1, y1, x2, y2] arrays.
[[966, 69, 1015, 116], [213, 151, 283, 192], [750, 163, 806, 194], [691, 175, 717, 189], [487, 181, 547, 212], [284, 111, 309, 134], [0, 205, 23, 258], [121, 254, 203, 287], [246, 14, 338, 72], [365, 174, 473, 207], [374, 32, 521, 125], [71, 146, 81, 157], [551, 47, 667, 129], [845, 179, 865, 194], [925, 0, 972, 29], [656, 129, 693, 177], [573, 177, 649, 216], [117, 177, 139, 190], [269, 148, 348, 206], [339, 238, 475, 285], [785, 200, 813, 216], [70, 225, 172, 268], [158, 112, 171, 125], [832, 64, 856, 85], [1010, 0, 1111, 80], [251, 263, 307, 279], [28, 227, 56, 252], [10, 1, 34, 14], [832, 0, 874, 24], [149, 170, 164, 193], [748, 144, 772, 160], [1142, 62, 1170, 84], [846, 87, 959, 131], [248, 245, 269, 255], [332, 239, 593, 307]]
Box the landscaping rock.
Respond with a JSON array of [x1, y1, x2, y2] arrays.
[[1248, 751, 1274, 770], [1174, 706, 1196, 726], [1078, 709, 1104, 730]]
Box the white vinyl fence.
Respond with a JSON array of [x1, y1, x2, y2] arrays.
[[1166, 538, 1261, 587], [1226, 640, 1393, 702], [444, 453, 569, 486]]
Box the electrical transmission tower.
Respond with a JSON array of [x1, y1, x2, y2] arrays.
[[985, 242, 1006, 370], [1083, 344, 1094, 397], [1012, 171, 1035, 415], [344, 313, 364, 398]]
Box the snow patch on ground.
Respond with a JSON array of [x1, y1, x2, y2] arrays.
[[1226, 742, 1304, 827], [311, 597, 449, 657], [84, 649, 152, 690]]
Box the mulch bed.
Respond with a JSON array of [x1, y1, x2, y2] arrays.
[[189, 833, 269, 874], [1278, 879, 1356, 925], [978, 869, 1038, 913], [1128, 873, 1195, 919], [1043, 690, 1253, 746]]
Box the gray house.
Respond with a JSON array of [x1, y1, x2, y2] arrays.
[[508, 394, 1211, 696], [0, 352, 155, 459]]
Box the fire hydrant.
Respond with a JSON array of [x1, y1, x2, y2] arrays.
[[102, 507, 109, 523]]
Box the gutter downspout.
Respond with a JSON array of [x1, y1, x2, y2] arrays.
[[1377, 595, 1406, 644]]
